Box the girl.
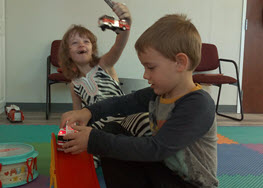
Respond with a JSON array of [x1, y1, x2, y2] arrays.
[[59, 2, 150, 167], [59, 2, 131, 111]]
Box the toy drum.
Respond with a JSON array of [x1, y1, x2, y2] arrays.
[[0, 143, 38, 188]]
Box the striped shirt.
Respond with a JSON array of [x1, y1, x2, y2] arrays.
[[72, 65, 151, 136], [72, 65, 124, 107]]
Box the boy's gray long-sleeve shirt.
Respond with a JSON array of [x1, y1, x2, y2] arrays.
[[86, 87, 218, 187], [87, 87, 214, 161]]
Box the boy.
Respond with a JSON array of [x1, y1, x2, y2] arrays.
[[61, 14, 218, 188]]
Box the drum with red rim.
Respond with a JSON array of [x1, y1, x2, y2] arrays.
[[0, 143, 38, 188]]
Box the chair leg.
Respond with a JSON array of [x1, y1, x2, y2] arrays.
[[216, 84, 244, 121], [49, 85, 51, 112], [237, 83, 244, 120], [215, 85, 222, 114], [46, 82, 50, 120]]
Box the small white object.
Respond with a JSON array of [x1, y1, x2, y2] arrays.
[[6, 105, 20, 113]]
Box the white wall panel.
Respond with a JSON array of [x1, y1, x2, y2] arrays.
[[5, 0, 243, 106], [0, 0, 5, 113]]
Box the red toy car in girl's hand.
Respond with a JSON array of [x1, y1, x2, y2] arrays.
[[98, 15, 130, 33]]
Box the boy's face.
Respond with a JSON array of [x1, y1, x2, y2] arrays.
[[68, 33, 93, 65], [138, 48, 182, 98]]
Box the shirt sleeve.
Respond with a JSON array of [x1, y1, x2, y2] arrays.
[[87, 90, 216, 161], [86, 87, 154, 123]]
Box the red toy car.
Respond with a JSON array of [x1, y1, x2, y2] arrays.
[[98, 15, 130, 33], [57, 125, 76, 151], [5, 105, 24, 122]]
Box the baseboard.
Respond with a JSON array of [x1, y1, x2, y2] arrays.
[[5, 103, 72, 112], [217, 105, 237, 113], [5, 102, 237, 113]]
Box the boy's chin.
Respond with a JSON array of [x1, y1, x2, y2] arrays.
[[153, 88, 163, 96]]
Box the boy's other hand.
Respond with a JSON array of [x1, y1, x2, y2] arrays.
[[60, 108, 92, 128], [113, 2, 132, 25], [62, 125, 92, 155]]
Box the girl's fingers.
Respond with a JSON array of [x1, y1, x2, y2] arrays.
[[71, 125, 84, 131]]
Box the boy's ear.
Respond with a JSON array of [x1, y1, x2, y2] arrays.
[[175, 53, 189, 71]]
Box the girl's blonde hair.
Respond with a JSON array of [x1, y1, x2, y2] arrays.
[[59, 25, 100, 80]]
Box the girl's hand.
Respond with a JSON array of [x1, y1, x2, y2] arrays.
[[60, 108, 92, 128], [113, 2, 132, 26]]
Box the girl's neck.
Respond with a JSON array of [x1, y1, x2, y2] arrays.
[[76, 62, 93, 77]]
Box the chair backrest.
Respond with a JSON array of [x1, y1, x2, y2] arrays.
[[50, 40, 61, 67], [119, 78, 149, 94], [195, 43, 219, 72]]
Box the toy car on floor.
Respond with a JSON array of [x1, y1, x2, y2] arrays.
[[5, 105, 24, 122], [57, 125, 76, 151], [98, 15, 130, 33]]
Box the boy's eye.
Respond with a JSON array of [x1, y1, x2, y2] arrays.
[[147, 66, 155, 70], [84, 40, 90, 43], [71, 41, 77, 45]]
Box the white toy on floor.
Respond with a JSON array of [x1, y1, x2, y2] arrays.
[[5, 105, 24, 122]]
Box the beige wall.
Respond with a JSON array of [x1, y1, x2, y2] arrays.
[[0, 0, 5, 113], [5, 0, 243, 105]]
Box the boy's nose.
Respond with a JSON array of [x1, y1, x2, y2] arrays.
[[143, 71, 149, 80]]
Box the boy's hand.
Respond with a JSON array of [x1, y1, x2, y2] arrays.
[[60, 108, 92, 128], [62, 125, 92, 155], [112, 2, 132, 25]]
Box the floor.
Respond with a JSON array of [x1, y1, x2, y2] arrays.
[[1, 112, 262, 188], [0, 112, 263, 126]]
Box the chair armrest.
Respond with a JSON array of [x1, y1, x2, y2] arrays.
[[218, 58, 240, 80]]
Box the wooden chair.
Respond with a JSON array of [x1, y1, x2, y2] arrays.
[[193, 43, 243, 121]]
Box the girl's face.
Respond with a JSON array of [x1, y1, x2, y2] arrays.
[[68, 33, 93, 65]]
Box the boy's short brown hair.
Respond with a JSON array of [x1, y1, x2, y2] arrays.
[[135, 14, 201, 71], [59, 25, 100, 80]]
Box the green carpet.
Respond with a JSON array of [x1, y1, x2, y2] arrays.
[[217, 126, 263, 144], [2, 125, 263, 187], [0, 125, 59, 176], [217, 126, 263, 187], [0, 124, 106, 188]]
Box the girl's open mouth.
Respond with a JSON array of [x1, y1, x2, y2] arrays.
[[77, 50, 87, 54]]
